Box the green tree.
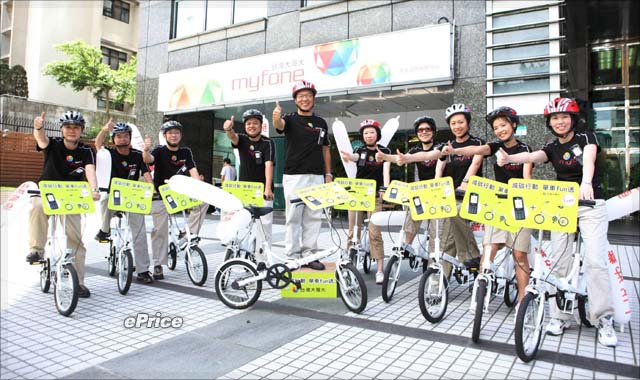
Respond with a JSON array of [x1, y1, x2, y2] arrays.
[[0, 63, 29, 97], [44, 41, 136, 116]]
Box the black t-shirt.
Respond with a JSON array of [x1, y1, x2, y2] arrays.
[[107, 147, 150, 182], [38, 137, 95, 182], [487, 140, 532, 183], [232, 134, 276, 191], [440, 135, 485, 187], [408, 144, 441, 181], [277, 112, 329, 175], [150, 145, 196, 191], [353, 144, 391, 191], [541, 131, 604, 199]]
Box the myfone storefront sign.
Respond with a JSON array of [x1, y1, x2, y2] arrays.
[[157, 23, 453, 113]]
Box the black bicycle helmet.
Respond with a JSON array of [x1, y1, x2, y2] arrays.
[[160, 120, 182, 133], [413, 116, 437, 134], [486, 106, 519, 126], [111, 122, 132, 140], [59, 111, 85, 127], [242, 109, 264, 124]]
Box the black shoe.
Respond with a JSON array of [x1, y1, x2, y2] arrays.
[[78, 285, 91, 298], [94, 230, 111, 243], [153, 265, 164, 280], [137, 271, 154, 284], [26, 251, 43, 263], [307, 260, 325, 270]]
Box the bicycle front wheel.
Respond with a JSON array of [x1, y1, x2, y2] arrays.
[[215, 259, 262, 309], [108, 243, 116, 277], [337, 262, 367, 313], [515, 291, 544, 362], [186, 246, 208, 286], [578, 296, 593, 328], [54, 264, 79, 317], [472, 279, 487, 343], [418, 268, 448, 323], [382, 255, 401, 303], [503, 274, 518, 307], [117, 249, 134, 295]]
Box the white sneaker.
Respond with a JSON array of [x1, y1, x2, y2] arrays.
[[546, 318, 571, 336], [598, 316, 618, 347], [376, 272, 384, 284]]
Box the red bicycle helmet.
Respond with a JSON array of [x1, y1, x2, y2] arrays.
[[292, 80, 317, 99], [359, 119, 381, 142]]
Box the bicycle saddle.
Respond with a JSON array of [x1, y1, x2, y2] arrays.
[[114, 211, 124, 218], [463, 256, 481, 271], [245, 206, 273, 218]]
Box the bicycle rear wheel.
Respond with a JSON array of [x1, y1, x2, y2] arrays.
[[503, 274, 518, 307], [336, 262, 367, 313], [515, 291, 544, 362], [108, 243, 116, 276], [578, 296, 593, 328], [40, 259, 50, 293], [362, 252, 372, 274], [215, 259, 262, 309], [186, 246, 208, 286], [382, 255, 400, 303], [472, 279, 487, 343], [167, 243, 177, 270], [118, 249, 134, 295], [418, 268, 448, 323], [54, 264, 79, 317]]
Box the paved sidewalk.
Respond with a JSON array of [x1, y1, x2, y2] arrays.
[[1, 210, 639, 379]]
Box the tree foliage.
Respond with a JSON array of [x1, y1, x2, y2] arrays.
[[0, 63, 29, 97], [44, 41, 136, 116]]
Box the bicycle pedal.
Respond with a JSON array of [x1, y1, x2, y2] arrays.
[[292, 279, 302, 289]]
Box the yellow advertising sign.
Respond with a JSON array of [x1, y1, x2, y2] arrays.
[[408, 178, 456, 220], [459, 176, 517, 232], [108, 178, 153, 214], [158, 184, 202, 214], [507, 179, 579, 233], [39, 181, 95, 215], [281, 264, 337, 298], [382, 180, 409, 205], [334, 177, 376, 211], [295, 182, 350, 210], [223, 181, 264, 207]]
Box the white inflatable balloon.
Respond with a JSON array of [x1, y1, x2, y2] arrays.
[[605, 241, 632, 330], [606, 187, 639, 222], [167, 175, 243, 211], [370, 211, 406, 226], [216, 209, 251, 245]]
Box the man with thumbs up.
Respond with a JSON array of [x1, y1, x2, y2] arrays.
[[272, 80, 331, 270], [27, 111, 99, 298]]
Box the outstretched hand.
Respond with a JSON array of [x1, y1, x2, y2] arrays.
[[395, 149, 407, 166], [143, 134, 152, 152], [34, 112, 45, 130], [495, 148, 509, 167]]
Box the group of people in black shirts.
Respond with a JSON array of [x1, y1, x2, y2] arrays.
[[25, 80, 617, 347]]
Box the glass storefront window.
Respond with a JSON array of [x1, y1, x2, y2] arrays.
[[233, 1, 267, 24], [492, 9, 548, 29], [591, 88, 625, 108], [174, 0, 205, 39], [629, 45, 639, 85], [206, 1, 233, 31], [591, 48, 622, 86], [492, 26, 548, 45], [493, 44, 549, 61], [493, 78, 549, 94], [592, 109, 626, 130], [493, 60, 549, 78]]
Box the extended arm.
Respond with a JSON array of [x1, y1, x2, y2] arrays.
[[33, 112, 49, 150]]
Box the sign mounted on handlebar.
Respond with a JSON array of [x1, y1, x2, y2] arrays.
[[333, 177, 376, 212], [459, 176, 517, 232], [408, 177, 457, 220], [108, 178, 153, 214]]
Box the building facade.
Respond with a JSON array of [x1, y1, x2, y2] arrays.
[[135, 0, 638, 208], [0, 0, 139, 114]]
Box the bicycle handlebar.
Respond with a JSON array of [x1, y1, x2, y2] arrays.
[[27, 190, 40, 195]]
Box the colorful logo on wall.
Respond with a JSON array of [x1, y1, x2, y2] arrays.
[[313, 39, 360, 76], [169, 80, 224, 109], [200, 80, 224, 105], [356, 62, 391, 85]]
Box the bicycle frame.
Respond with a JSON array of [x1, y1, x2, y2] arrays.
[[111, 212, 132, 259], [349, 212, 370, 268], [470, 244, 514, 313], [526, 229, 586, 311], [46, 215, 75, 282], [232, 206, 351, 289]]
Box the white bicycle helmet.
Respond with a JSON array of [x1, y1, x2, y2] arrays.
[[445, 103, 471, 123]]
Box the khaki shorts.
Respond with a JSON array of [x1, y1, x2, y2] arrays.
[[482, 225, 531, 253]]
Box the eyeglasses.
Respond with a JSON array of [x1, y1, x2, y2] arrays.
[[417, 128, 432, 133], [296, 94, 314, 100]]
